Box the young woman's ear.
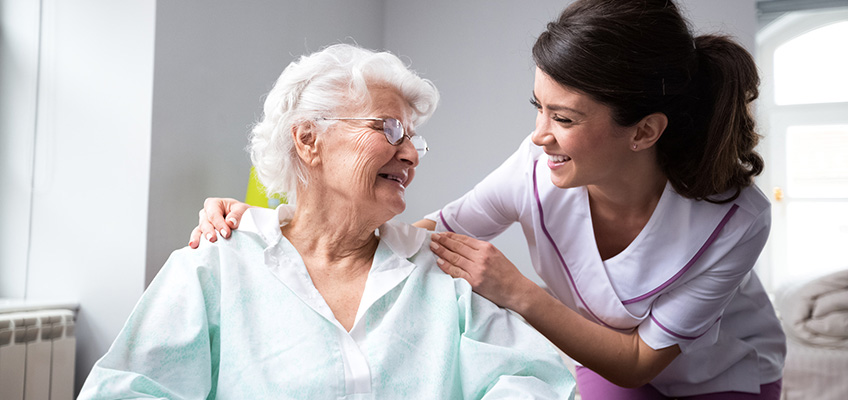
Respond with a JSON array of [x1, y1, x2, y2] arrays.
[[292, 121, 320, 166], [631, 112, 668, 151]]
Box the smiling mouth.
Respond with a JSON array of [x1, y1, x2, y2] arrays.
[[548, 154, 572, 163], [378, 173, 405, 185]]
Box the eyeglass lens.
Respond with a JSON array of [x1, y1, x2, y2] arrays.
[[383, 118, 404, 144], [383, 118, 427, 158]]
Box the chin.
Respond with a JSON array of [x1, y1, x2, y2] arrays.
[[551, 176, 585, 190], [549, 175, 572, 189], [379, 197, 406, 218], [390, 202, 406, 216]]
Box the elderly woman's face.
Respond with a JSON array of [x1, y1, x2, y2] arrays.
[[317, 86, 419, 218]]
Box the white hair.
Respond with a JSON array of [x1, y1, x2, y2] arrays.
[[249, 43, 440, 203]]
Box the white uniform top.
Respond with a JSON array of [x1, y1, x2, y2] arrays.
[[428, 134, 786, 397]]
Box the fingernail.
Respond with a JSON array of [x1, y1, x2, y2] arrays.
[[429, 241, 440, 250], [228, 218, 238, 227], [431, 233, 441, 240], [206, 232, 213, 240], [188, 241, 194, 247], [219, 229, 227, 238], [436, 258, 445, 265]]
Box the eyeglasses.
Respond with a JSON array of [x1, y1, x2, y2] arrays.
[[317, 117, 428, 159]]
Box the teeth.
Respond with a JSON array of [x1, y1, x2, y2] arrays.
[[379, 173, 404, 184], [549, 154, 571, 163]]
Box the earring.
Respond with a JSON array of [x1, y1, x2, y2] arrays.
[[632, 144, 638, 150]]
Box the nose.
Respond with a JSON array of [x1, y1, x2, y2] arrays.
[[396, 136, 419, 167], [531, 112, 554, 146]]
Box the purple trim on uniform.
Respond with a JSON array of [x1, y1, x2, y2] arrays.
[[651, 314, 721, 340], [438, 210, 455, 233], [532, 160, 612, 328], [622, 204, 741, 305]]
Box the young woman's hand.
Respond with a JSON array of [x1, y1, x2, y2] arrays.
[[188, 198, 251, 248], [429, 232, 535, 309]]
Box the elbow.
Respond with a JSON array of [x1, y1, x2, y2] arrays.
[[610, 341, 679, 388], [603, 360, 669, 388], [584, 335, 680, 389]]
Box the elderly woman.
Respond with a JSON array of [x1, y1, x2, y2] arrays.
[[79, 44, 574, 399]]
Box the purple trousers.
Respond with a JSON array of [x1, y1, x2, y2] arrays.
[[576, 366, 782, 400]]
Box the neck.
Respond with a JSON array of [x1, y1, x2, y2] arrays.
[[587, 152, 667, 217], [282, 188, 383, 269]]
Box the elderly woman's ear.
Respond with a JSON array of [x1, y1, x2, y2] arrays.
[[291, 121, 321, 166]]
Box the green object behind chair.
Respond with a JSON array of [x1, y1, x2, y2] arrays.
[[245, 167, 286, 208]]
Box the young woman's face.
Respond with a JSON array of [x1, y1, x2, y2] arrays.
[[317, 86, 419, 218], [530, 68, 634, 190]]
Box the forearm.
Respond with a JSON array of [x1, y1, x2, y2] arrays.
[[510, 283, 679, 388], [414, 218, 436, 230], [428, 230, 679, 386]]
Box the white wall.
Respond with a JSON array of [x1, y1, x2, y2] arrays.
[[683, 0, 757, 51], [19, 0, 157, 392], [0, 0, 40, 298]]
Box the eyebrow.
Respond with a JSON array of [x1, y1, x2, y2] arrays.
[[532, 92, 586, 116]]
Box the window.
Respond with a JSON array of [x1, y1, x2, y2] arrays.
[[774, 21, 848, 105], [757, 7, 848, 291]]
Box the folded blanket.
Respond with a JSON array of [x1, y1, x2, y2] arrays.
[[776, 268, 848, 349]]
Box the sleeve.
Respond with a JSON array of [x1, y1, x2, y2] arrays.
[[638, 206, 771, 353], [77, 248, 221, 400], [426, 133, 537, 240], [454, 279, 576, 399]]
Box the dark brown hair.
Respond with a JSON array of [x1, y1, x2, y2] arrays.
[[532, 0, 763, 203]]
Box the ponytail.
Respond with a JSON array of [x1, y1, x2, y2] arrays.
[[657, 35, 763, 203]]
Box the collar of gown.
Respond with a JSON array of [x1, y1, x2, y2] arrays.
[[237, 204, 430, 335], [239, 204, 428, 259]]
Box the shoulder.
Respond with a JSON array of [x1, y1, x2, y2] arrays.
[[162, 211, 273, 281], [644, 184, 770, 270], [732, 184, 771, 222], [379, 218, 430, 258], [705, 184, 771, 239], [380, 220, 470, 288], [189, 231, 266, 261], [520, 131, 546, 159], [484, 132, 545, 180], [511, 132, 546, 173], [669, 184, 770, 234]]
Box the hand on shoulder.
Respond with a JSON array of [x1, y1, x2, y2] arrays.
[[188, 198, 252, 248]]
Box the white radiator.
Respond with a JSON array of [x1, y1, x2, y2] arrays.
[[0, 309, 75, 400]]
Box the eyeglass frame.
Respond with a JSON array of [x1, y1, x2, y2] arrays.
[[316, 117, 429, 158]]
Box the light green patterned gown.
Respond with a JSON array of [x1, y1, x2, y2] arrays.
[[79, 207, 575, 399]]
